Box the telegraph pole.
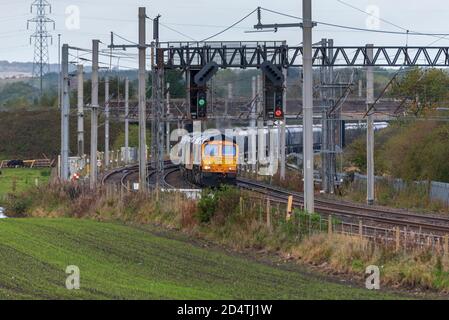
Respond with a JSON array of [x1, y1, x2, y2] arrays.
[[104, 76, 110, 168], [250, 76, 257, 172], [320, 39, 329, 193], [366, 44, 375, 205], [138, 7, 148, 192], [320, 38, 337, 194], [279, 66, 287, 180], [77, 64, 84, 157], [90, 39, 100, 189], [60, 44, 69, 181], [257, 74, 264, 174], [153, 14, 165, 195], [166, 82, 171, 156], [302, 0, 315, 213], [124, 77, 129, 164], [328, 39, 337, 195]]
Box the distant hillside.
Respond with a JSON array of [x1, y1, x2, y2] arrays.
[[0, 109, 124, 160], [0, 61, 59, 75]]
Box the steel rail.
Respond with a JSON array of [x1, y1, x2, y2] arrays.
[[237, 177, 449, 233]]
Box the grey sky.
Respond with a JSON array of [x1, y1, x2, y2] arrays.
[[1, 0, 449, 67]]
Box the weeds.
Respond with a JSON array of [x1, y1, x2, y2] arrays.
[[341, 178, 448, 214], [7, 181, 449, 293]]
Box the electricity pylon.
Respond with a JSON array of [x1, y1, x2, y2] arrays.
[[27, 0, 55, 96]]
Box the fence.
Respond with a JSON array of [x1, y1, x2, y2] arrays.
[[331, 218, 449, 254], [243, 193, 449, 254], [0, 159, 54, 168], [352, 173, 449, 207]]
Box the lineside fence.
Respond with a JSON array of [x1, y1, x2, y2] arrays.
[[244, 193, 449, 255], [352, 173, 449, 207]]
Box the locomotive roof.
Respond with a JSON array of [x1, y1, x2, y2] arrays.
[[182, 132, 236, 145]]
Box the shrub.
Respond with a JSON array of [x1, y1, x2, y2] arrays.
[[196, 189, 218, 223], [5, 194, 31, 217], [196, 186, 242, 224], [212, 186, 241, 226]]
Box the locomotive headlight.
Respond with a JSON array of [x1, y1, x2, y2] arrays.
[[204, 165, 211, 170]]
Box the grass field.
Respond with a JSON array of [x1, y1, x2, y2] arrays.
[[0, 168, 50, 197], [0, 218, 408, 300]]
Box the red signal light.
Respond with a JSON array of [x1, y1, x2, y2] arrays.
[[274, 107, 283, 118]]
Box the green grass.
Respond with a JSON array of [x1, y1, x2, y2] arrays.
[[0, 218, 407, 300], [0, 168, 50, 197]]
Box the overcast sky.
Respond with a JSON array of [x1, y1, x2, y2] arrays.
[[1, 0, 449, 67]]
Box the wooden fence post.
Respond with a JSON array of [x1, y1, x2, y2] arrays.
[[444, 235, 449, 256], [395, 227, 401, 252], [175, 192, 180, 212], [266, 198, 271, 232], [240, 197, 243, 215], [359, 220, 363, 240], [436, 237, 441, 254], [328, 215, 332, 236], [286, 195, 293, 221]]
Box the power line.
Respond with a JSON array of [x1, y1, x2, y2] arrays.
[[200, 8, 258, 42], [336, 0, 408, 32], [336, 0, 449, 44], [146, 16, 198, 42], [260, 7, 449, 37], [112, 32, 138, 45]]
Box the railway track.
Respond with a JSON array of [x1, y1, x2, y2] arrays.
[[237, 177, 449, 234], [101, 165, 138, 185], [104, 165, 449, 234], [102, 161, 186, 191]]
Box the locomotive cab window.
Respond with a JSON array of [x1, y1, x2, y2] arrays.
[[222, 145, 236, 156], [204, 144, 219, 157]]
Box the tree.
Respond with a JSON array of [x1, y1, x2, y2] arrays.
[[390, 68, 449, 115]]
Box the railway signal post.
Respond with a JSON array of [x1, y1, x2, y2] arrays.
[[124, 77, 129, 164], [250, 76, 257, 173], [77, 64, 84, 158], [60, 43, 70, 181], [366, 44, 375, 205], [280, 66, 287, 180], [105, 76, 110, 169]]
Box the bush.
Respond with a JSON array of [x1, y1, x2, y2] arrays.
[[196, 186, 241, 224], [5, 195, 31, 217], [212, 186, 241, 226], [196, 189, 218, 223]]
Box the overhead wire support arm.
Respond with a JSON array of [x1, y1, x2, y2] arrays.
[[254, 6, 302, 31], [108, 32, 150, 50]]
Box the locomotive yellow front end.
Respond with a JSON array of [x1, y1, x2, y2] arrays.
[[200, 140, 238, 186]]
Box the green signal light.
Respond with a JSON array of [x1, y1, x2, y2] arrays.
[[198, 98, 206, 107]]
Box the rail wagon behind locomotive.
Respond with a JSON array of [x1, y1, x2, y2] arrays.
[[179, 133, 238, 186]]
